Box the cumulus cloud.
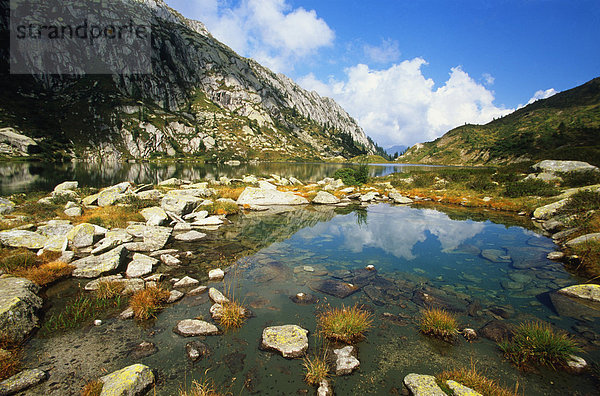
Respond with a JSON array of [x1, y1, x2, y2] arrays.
[[363, 38, 401, 64], [174, 0, 334, 72], [526, 88, 558, 105], [299, 59, 512, 147], [482, 73, 495, 85]]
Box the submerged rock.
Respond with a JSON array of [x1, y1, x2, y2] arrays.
[[0, 277, 43, 344], [260, 325, 308, 358], [310, 279, 359, 298], [174, 319, 220, 336], [99, 364, 154, 396], [174, 230, 206, 242], [0, 368, 47, 395], [289, 292, 318, 304], [186, 341, 211, 362], [403, 373, 446, 396], [333, 346, 360, 375]]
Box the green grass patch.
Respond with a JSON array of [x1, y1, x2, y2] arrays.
[[503, 179, 560, 198], [419, 307, 458, 342], [317, 304, 373, 344], [499, 321, 581, 369], [559, 170, 600, 188], [561, 190, 600, 214]]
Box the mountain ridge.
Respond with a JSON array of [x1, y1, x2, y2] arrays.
[[399, 77, 600, 166], [0, 0, 379, 162]]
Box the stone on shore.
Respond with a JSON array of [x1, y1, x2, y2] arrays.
[[0, 230, 48, 249], [260, 325, 308, 358], [0, 197, 15, 215], [388, 192, 413, 204], [190, 216, 223, 227], [71, 245, 128, 278], [123, 226, 172, 252], [173, 319, 220, 336], [565, 233, 600, 248], [54, 181, 78, 192], [237, 187, 309, 206], [533, 199, 570, 220], [532, 160, 599, 174], [403, 374, 446, 396], [312, 191, 340, 204], [0, 368, 47, 395], [333, 345, 360, 375], [126, 253, 157, 278], [97, 183, 130, 207], [161, 194, 201, 217], [0, 277, 43, 344], [558, 284, 600, 303], [66, 223, 96, 248], [99, 364, 154, 396], [141, 207, 169, 226]]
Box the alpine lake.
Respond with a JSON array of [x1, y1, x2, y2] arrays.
[[3, 162, 599, 395]]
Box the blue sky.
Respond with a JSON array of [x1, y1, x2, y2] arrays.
[[165, 0, 600, 148]]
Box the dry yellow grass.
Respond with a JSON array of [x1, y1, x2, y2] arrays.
[[130, 286, 171, 320], [216, 186, 246, 200], [80, 379, 103, 396], [437, 364, 520, 396], [15, 261, 74, 286], [77, 206, 144, 229], [0, 337, 20, 381], [179, 379, 227, 396], [419, 307, 458, 341]]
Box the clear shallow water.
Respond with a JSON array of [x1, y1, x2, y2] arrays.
[[0, 161, 441, 194], [27, 204, 599, 395]]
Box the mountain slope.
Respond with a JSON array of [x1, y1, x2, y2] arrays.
[[0, 0, 377, 162], [399, 77, 600, 166]]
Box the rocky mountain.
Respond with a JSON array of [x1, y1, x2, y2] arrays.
[[399, 77, 600, 166], [0, 0, 378, 162]]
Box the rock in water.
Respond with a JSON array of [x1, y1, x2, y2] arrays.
[[333, 346, 360, 375], [317, 379, 333, 396], [174, 230, 206, 242], [558, 284, 600, 303], [403, 374, 447, 396], [125, 253, 157, 278], [186, 341, 211, 362], [0, 368, 47, 395], [208, 268, 224, 280], [446, 380, 482, 396], [99, 364, 154, 396], [310, 279, 359, 298], [0, 277, 43, 344], [260, 325, 308, 358], [173, 319, 220, 336], [208, 288, 229, 304]]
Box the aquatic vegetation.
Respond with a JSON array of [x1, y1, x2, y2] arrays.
[[317, 304, 373, 343], [179, 379, 226, 396], [95, 280, 126, 300], [499, 321, 581, 369], [419, 307, 458, 342], [15, 260, 73, 286], [80, 379, 103, 396], [130, 285, 171, 320], [42, 294, 126, 334], [302, 354, 330, 385], [217, 300, 247, 329], [0, 336, 20, 381], [436, 364, 520, 396], [78, 206, 144, 228]]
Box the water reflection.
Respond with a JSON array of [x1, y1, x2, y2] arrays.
[[0, 161, 444, 194]]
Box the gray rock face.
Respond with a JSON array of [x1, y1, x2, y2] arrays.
[[446, 380, 482, 396], [208, 288, 229, 304], [312, 191, 341, 205], [403, 374, 446, 396], [0, 277, 43, 344], [174, 319, 220, 336], [99, 364, 154, 396], [0, 368, 47, 395], [54, 181, 78, 192], [237, 187, 309, 206], [333, 346, 360, 375], [533, 199, 570, 220], [532, 160, 599, 174], [558, 284, 600, 303], [260, 325, 308, 358], [0, 127, 38, 156], [66, 223, 96, 248], [388, 192, 413, 204], [161, 194, 202, 216], [0, 230, 48, 249], [126, 253, 157, 278], [173, 276, 199, 288], [72, 245, 128, 278], [123, 226, 172, 252]]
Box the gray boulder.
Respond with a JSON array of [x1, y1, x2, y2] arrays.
[[72, 245, 128, 278], [0, 230, 48, 249], [99, 364, 154, 396], [403, 374, 446, 396], [0, 368, 47, 395], [66, 223, 96, 248], [53, 181, 78, 192], [237, 187, 309, 206], [312, 191, 340, 205], [566, 233, 600, 247], [140, 207, 169, 226], [174, 230, 206, 242], [333, 345, 360, 375], [173, 319, 220, 336], [0, 197, 15, 215], [388, 192, 413, 204], [260, 325, 308, 358], [126, 253, 157, 278], [532, 160, 599, 174], [0, 277, 43, 344]]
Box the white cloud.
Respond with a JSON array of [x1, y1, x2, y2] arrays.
[[526, 88, 558, 105], [482, 73, 495, 85], [363, 38, 401, 64], [299, 59, 512, 147], [177, 0, 334, 72]]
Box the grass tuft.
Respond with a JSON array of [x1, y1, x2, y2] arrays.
[[419, 307, 458, 342], [179, 379, 226, 396], [80, 379, 103, 396], [498, 321, 581, 369], [130, 285, 171, 320], [203, 201, 239, 215], [503, 179, 560, 198], [217, 300, 247, 329], [0, 337, 20, 381], [95, 280, 126, 300], [78, 206, 144, 229], [15, 260, 73, 286], [303, 354, 330, 385], [437, 364, 520, 396], [317, 304, 373, 344]]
